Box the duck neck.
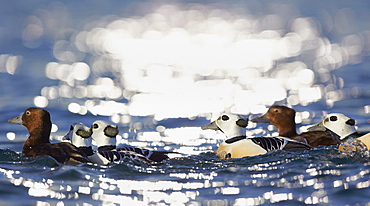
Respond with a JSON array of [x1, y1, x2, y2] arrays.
[[28, 120, 52, 145], [22, 120, 51, 155], [277, 120, 298, 137], [92, 134, 116, 148], [222, 127, 246, 139], [73, 138, 91, 148]]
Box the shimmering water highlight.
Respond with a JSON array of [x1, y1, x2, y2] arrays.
[[1, 1, 370, 205]]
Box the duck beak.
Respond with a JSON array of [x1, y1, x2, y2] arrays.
[[8, 114, 23, 125], [62, 126, 73, 141], [201, 121, 220, 131], [62, 132, 71, 141], [250, 114, 270, 123], [307, 122, 326, 132]]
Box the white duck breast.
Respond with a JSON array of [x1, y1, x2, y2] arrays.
[[358, 133, 370, 149], [202, 113, 311, 159]]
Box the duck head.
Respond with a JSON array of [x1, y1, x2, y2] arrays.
[[63, 123, 92, 147], [251, 105, 297, 137], [91, 120, 119, 147], [308, 113, 356, 140], [8, 107, 52, 144], [201, 113, 248, 138]]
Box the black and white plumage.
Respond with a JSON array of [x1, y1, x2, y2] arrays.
[[63, 123, 110, 165], [202, 113, 311, 159], [62, 123, 93, 155], [91, 120, 176, 163], [96, 148, 150, 163], [224, 135, 308, 151], [63, 122, 164, 164]]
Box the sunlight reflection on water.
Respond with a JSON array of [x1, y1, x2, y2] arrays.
[[3, 155, 367, 205], [13, 2, 366, 124], [1, 1, 370, 205]]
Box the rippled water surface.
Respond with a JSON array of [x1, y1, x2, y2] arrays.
[[1, 0, 370, 205]]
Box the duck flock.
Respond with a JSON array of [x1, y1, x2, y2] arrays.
[[7, 105, 370, 165]]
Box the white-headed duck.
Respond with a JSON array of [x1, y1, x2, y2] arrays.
[[308, 113, 370, 152], [63, 123, 93, 156], [8, 107, 91, 165], [202, 113, 311, 159], [63, 122, 165, 164], [251, 105, 340, 147], [62, 123, 109, 164], [90, 120, 177, 163]]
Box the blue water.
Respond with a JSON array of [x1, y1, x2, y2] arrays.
[[1, 0, 370, 205]]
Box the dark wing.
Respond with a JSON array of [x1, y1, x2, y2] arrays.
[[300, 131, 340, 147], [41, 142, 91, 165], [281, 139, 312, 151], [249, 137, 285, 151], [116, 146, 177, 162], [250, 137, 311, 152], [78, 146, 94, 156]]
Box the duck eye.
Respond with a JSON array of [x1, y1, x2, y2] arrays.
[[329, 116, 337, 121], [26, 111, 31, 115], [274, 109, 279, 113], [221, 115, 229, 121], [93, 123, 99, 129]]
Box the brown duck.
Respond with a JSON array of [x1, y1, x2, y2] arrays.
[[251, 105, 340, 147], [8, 107, 91, 165]]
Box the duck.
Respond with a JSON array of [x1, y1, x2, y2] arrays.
[[8, 107, 91, 165], [90, 120, 177, 163], [62, 123, 153, 164], [62, 123, 93, 156], [201, 113, 311, 159], [307, 113, 370, 153], [62, 123, 106, 164], [251, 105, 340, 147]]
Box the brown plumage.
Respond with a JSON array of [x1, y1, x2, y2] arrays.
[[8, 107, 91, 165], [251, 105, 340, 147]]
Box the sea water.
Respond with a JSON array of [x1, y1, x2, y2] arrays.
[[1, 0, 370, 205]]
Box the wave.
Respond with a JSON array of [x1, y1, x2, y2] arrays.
[[0, 149, 22, 162], [0, 148, 61, 167]]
